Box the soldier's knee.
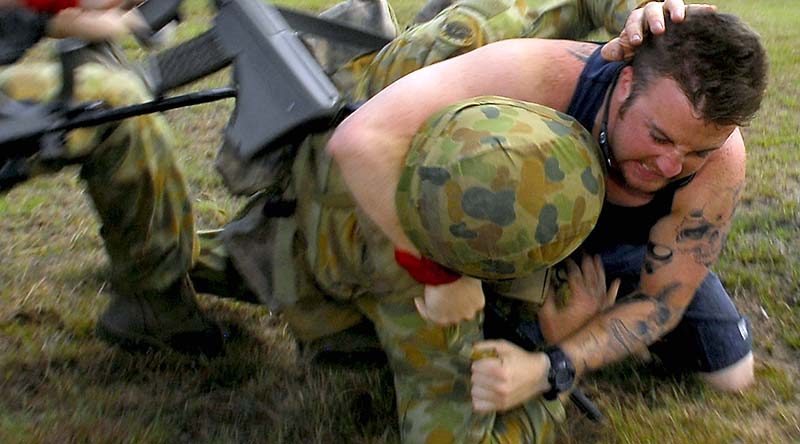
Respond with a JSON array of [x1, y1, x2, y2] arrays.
[[74, 63, 152, 107], [699, 352, 755, 393]]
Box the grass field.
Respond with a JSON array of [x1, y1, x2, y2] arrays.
[[1, 0, 798, 442]]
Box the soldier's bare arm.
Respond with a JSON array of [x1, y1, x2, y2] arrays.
[[327, 39, 572, 252], [45, 6, 145, 40], [4, 0, 124, 11]]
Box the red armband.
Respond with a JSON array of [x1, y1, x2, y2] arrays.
[[394, 249, 460, 286], [24, 0, 79, 14]]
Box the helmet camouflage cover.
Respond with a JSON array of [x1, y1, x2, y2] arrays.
[[396, 96, 606, 280]]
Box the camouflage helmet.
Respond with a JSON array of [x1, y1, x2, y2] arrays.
[[396, 96, 606, 280]]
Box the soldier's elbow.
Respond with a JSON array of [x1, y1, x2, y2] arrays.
[[327, 117, 362, 161]]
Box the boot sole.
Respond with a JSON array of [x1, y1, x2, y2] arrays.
[[95, 321, 224, 357], [95, 321, 171, 352]]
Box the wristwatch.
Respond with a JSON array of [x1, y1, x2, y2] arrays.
[[543, 346, 575, 401]]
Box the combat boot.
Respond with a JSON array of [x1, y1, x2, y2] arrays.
[[306, 320, 387, 368], [96, 275, 224, 356]]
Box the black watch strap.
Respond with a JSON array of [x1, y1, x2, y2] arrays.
[[543, 346, 575, 401]]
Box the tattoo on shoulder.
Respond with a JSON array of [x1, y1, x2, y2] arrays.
[[567, 42, 600, 62], [673, 184, 743, 266]]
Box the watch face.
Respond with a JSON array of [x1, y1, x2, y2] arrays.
[[554, 362, 574, 389], [547, 348, 575, 393]]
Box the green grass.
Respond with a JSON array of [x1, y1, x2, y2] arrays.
[[1, 0, 799, 443]]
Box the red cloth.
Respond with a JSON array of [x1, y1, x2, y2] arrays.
[[394, 249, 460, 286], [24, 0, 79, 14]]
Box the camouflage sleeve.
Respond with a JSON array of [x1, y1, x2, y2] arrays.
[[578, 0, 640, 35], [348, 0, 642, 99], [522, 0, 640, 40]]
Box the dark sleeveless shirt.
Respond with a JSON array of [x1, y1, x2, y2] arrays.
[[565, 46, 693, 251]]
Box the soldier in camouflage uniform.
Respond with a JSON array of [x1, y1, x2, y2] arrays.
[[342, 0, 645, 99], [288, 96, 606, 443], [1, 5, 224, 355]]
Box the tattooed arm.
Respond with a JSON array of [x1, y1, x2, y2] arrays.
[[469, 132, 745, 412], [561, 129, 746, 376]]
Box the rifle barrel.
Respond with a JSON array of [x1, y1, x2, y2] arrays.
[[570, 389, 605, 422], [59, 87, 237, 132]]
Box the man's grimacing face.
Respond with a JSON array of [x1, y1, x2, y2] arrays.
[[604, 68, 737, 206]]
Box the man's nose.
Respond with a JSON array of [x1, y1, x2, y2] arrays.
[[655, 151, 684, 178]]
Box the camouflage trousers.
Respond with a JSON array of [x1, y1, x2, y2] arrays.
[[269, 124, 567, 444], [356, 290, 564, 444], [0, 60, 196, 295]]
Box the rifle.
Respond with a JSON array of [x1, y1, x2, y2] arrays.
[[0, 0, 391, 191]]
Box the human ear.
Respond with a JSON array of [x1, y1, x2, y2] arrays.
[[617, 66, 635, 101]]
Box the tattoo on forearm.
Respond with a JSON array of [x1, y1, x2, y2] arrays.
[[580, 283, 681, 372], [608, 319, 648, 356]]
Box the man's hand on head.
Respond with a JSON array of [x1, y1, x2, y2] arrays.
[[602, 0, 717, 61]]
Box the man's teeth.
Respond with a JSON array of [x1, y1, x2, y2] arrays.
[[640, 161, 655, 172]]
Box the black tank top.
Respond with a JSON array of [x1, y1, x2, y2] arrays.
[[565, 46, 693, 251]]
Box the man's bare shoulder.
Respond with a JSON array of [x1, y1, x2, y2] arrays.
[[689, 130, 745, 187], [479, 38, 599, 64], [448, 39, 596, 109], [641, 131, 745, 278]]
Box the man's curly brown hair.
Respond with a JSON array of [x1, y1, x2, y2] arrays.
[[622, 10, 768, 127]]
